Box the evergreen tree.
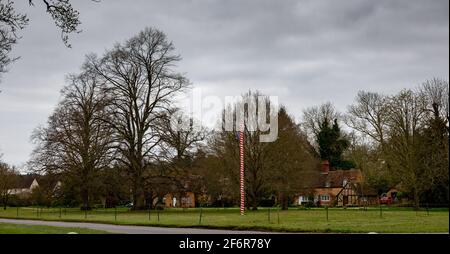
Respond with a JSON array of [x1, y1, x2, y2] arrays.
[[317, 118, 352, 169], [416, 103, 449, 205]]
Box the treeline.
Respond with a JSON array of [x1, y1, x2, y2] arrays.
[[345, 80, 449, 207], [1, 27, 447, 210], [200, 96, 319, 210], [301, 79, 449, 207], [24, 28, 321, 211], [26, 27, 204, 210]]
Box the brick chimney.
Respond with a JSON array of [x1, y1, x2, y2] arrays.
[[321, 160, 330, 174]]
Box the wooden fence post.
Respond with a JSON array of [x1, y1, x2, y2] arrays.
[[277, 206, 280, 224], [199, 206, 203, 224]]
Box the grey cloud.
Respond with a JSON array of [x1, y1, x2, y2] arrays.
[[0, 0, 448, 167]]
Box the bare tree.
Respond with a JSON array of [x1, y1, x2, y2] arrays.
[[208, 92, 317, 210], [86, 27, 189, 210], [0, 0, 28, 79], [28, 0, 82, 47], [416, 79, 449, 205], [209, 92, 273, 210], [156, 108, 207, 166], [30, 70, 114, 210], [302, 102, 341, 147], [419, 78, 449, 130], [346, 91, 389, 145], [0, 160, 17, 209], [346, 80, 449, 205], [384, 89, 427, 209], [1, 0, 93, 80], [143, 109, 207, 207]]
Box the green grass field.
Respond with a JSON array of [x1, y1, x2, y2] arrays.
[[0, 222, 109, 234], [0, 206, 448, 233]]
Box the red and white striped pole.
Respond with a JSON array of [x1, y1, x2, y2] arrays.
[[239, 122, 245, 215]]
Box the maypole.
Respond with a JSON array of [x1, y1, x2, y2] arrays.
[[239, 122, 245, 215]]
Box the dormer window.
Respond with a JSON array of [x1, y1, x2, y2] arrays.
[[325, 181, 330, 187]]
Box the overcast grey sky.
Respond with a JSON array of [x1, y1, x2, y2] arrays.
[[0, 0, 448, 167]]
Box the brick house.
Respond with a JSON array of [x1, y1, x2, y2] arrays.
[[148, 175, 199, 208], [163, 192, 196, 208], [296, 161, 378, 207]]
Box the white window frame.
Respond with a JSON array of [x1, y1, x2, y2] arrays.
[[321, 195, 330, 201]]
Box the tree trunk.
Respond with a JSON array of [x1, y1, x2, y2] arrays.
[[251, 195, 258, 211], [245, 194, 250, 210], [414, 187, 420, 211], [133, 192, 145, 210], [132, 177, 146, 210], [145, 192, 153, 209], [2, 194, 8, 210], [280, 192, 289, 210], [81, 186, 90, 210]]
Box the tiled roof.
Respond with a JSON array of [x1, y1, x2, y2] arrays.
[[314, 169, 363, 188], [13, 174, 39, 189]]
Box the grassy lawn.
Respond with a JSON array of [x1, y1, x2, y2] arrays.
[[0, 206, 448, 233], [0, 222, 110, 234]]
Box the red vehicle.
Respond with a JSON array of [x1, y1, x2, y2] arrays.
[[379, 194, 392, 205]]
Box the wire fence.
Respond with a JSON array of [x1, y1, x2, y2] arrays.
[[0, 205, 448, 233]]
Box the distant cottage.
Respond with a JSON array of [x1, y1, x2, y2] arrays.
[[7, 174, 61, 197], [147, 175, 199, 208], [7, 175, 39, 196], [296, 161, 378, 207]]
